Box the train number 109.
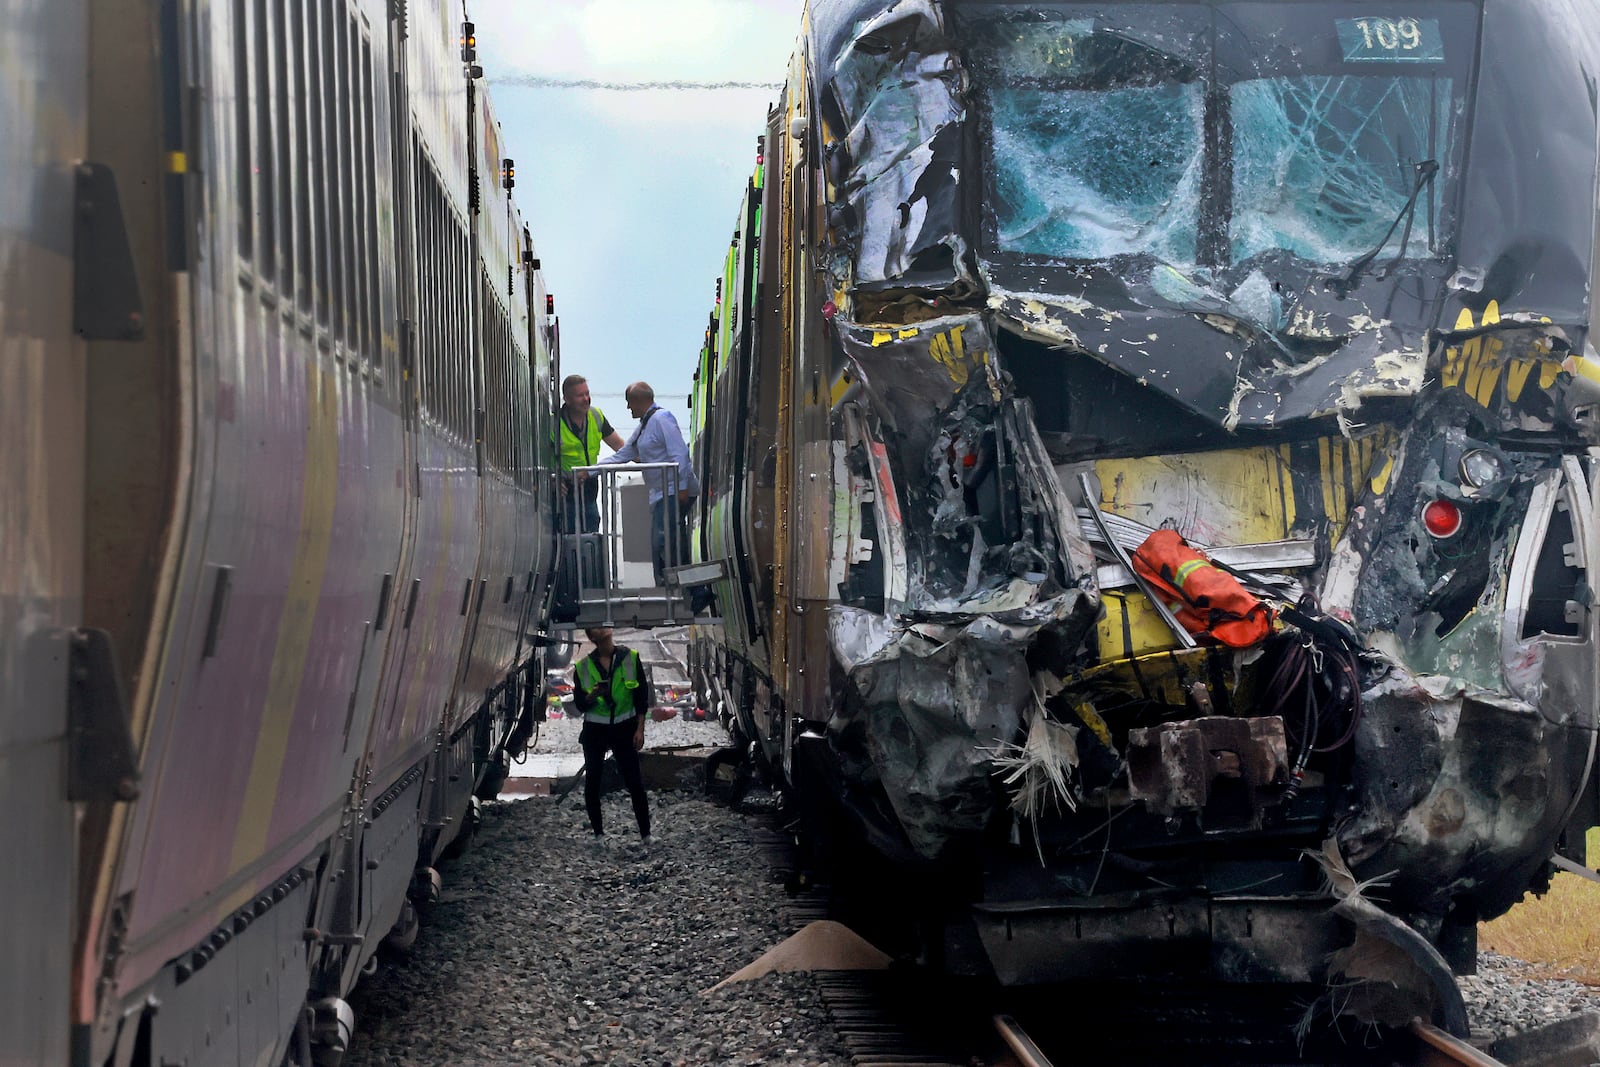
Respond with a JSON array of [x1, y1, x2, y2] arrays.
[[1351, 17, 1424, 51], [1337, 16, 1443, 63]]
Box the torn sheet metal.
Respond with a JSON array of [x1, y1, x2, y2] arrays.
[[813, 0, 970, 290], [828, 602, 1093, 860]]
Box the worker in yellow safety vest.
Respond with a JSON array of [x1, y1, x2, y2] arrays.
[[571, 626, 652, 846], [559, 374, 624, 533]]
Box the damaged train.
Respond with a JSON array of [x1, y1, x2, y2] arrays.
[[687, 0, 1600, 1031]]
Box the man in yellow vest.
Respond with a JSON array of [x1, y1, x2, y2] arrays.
[[559, 374, 625, 533], [572, 625, 652, 846]]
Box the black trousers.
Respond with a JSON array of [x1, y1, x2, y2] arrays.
[[579, 717, 650, 837]]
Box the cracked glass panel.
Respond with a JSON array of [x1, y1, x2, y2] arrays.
[[1230, 76, 1454, 265], [990, 82, 1204, 263]]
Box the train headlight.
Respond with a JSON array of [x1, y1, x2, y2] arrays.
[[1459, 449, 1505, 489], [1422, 499, 1463, 539]]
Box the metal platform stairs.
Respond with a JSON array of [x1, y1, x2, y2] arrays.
[[549, 464, 722, 631]]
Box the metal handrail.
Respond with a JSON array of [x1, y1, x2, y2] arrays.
[[561, 462, 686, 626]]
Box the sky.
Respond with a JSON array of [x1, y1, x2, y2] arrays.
[[468, 0, 804, 416]]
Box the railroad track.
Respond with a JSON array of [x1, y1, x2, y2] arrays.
[[1410, 1021, 1510, 1067]]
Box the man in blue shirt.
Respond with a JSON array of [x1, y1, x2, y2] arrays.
[[601, 381, 700, 587]]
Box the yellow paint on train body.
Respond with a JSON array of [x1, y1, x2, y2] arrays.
[[228, 366, 340, 879], [1439, 302, 1563, 408], [1091, 432, 1388, 658], [1095, 446, 1299, 547]]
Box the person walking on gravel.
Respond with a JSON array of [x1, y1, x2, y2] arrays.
[[572, 626, 652, 846]]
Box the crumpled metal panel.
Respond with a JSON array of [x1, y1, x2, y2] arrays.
[[829, 596, 1095, 860], [812, 0, 970, 292]]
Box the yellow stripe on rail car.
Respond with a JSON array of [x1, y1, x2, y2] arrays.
[[228, 366, 341, 879]]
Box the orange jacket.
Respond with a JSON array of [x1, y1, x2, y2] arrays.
[[1130, 529, 1273, 648]]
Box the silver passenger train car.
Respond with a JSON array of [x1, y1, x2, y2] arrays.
[[687, 0, 1600, 1033], [3, 2, 558, 1064]]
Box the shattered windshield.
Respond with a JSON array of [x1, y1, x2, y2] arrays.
[[956, 2, 1473, 271], [1231, 75, 1451, 264], [993, 83, 1204, 263]]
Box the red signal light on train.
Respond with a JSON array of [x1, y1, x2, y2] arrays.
[[1422, 499, 1463, 539]]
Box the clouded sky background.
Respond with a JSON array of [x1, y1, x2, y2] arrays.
[[469, 0, 804, 416]]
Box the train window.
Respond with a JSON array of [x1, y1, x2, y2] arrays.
[[350, 20, 371, 363], [258, 0, 278, 284], [433, 158, 445, 420], [483, 276, 501, 469], [308, 0, 328, 326], [361, 36, 380, 367], [454, 231, 465, 435], [435, 200, 448, 427], [482, 280, 492, 464], [437, 188, 449, 426], [324, 3, 346, 344], [459, 231, 470, 438], [233, 0, 252, 260], [458, 229, 472, 439], [342, 13, 361, 355], [447, 225, 458, 429], [273, 0, 292, 297], [428, 172, 440, 415], [290, 0, 311, 310], [415, 139, 433, 415], [341, 13, 358, 352], [1230, 75, 1452, 265]]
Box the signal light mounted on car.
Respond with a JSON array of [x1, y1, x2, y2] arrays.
[[1460, 448, 1505, 489], [461, 22, 482, 78], [1422, 498, 1463, 539]]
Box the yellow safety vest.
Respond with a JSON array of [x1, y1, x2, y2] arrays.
[[575, 648, 642, 723], [559, 407, 607, 472]]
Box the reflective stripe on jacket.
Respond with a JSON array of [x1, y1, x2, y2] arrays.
[[1130, 529, 1273, 648], [575, 648, 642, 724], [559, 407, 607, 472]]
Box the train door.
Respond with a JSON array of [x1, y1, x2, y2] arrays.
[[73, 0, 230, 1057]]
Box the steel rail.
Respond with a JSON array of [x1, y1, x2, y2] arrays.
[[993, 1014, 1054, 1067], [1411, 1019, 1508, 1066], [1077, 472, 1197, 648]]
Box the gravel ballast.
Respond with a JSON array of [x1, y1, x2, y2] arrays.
[[1461, 952, 1600, 1045], [345, 781, 1600, 1065], [344, 790, 852, 1067]]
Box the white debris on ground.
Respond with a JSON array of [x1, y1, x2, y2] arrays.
[[343, 791, 851, 1067]]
